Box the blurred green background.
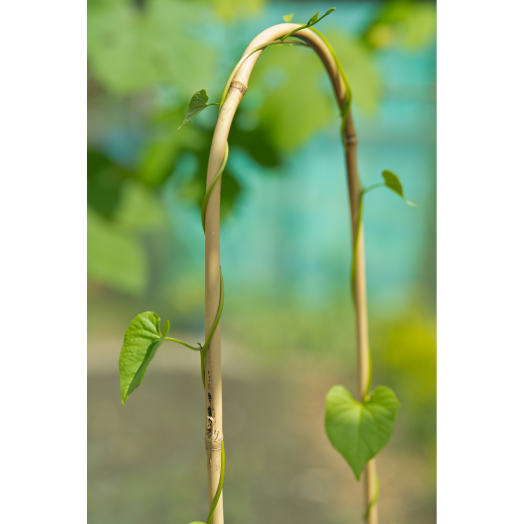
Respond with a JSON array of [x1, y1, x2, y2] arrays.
[[87, 0, 436, 523]]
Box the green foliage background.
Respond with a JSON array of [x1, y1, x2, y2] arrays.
[[87, 1, 436, 522]]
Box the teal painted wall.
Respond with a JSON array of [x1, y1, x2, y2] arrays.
[[162, 2, 436, 312]]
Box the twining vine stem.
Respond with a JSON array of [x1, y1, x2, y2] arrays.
[[201, 21, 378, 524], [120, 14, 412, 524]]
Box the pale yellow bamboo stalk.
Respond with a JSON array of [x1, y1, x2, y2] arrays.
[[344, 112, 378, 524], [204, 23, 376, 524]]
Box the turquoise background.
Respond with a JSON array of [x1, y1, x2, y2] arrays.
[[156, 3, 436, 312]]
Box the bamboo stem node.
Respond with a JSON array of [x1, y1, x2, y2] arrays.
[[230, 80, 248, 96], [344, 133, 358, 146]]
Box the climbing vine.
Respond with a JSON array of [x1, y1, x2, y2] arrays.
[[118, 8, 416, 523]]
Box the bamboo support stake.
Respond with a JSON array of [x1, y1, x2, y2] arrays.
[[344, 112, 378, 524], [204, 23, 376, 524]]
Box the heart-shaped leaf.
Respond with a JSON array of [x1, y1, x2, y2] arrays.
[[283, 13, 294, 22], [178, 89, 213, 130], [382, 170, 417, 207], [325, 385, 400, 480], [119, 312, 169, 404]]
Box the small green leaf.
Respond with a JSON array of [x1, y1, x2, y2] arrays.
[[307, 11, 319, 25], [178, 89, 212, 130], [283, 13, 294, 22], [325, 385, 400, 480], [308, 7, 335, 27], [382, 170, 417, 206], [119, 312, 167, 404]]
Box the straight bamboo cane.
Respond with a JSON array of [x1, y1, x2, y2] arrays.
[[344, 112, 378, 524], [204, 23, 377, 524]]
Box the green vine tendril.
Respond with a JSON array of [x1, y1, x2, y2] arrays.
[[206, 441, 225, 524], [118, 12, 415, 522], [195, 139, 230, 524], [363, 472, 380, 519]]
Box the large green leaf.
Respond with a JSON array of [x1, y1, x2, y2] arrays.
[[325, 385, 400, 480], [382, 170, 417, 206], [138, 107, 204, 187], [249, 45, 334, 151], [87, 209, 147, 295], [87, 0, 216, 94], [119, 312, 169, 404]]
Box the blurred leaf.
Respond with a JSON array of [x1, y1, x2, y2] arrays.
[[365, 23, 396, 49], [139, 108, 204, 187], [380, 316, 436, 406], [325, 30, 382, 114], [119, 311, 167, 403], [136, 106, 256, 219], [211, 0, 265, 21], [382, 170, 417, 206], [282, 13, 294, 22], [87, 148, 131, 219], [401, 4, 436, 49], [87, 0, 216, 94], [364, 0, 436, 50], [87, 208, 147, 295], [229, 114, 282, 167], [115, 180, 167, 230], [375, 312, 436, 445], [178, 89, 215, 130], [249, 46, 334, 151], [325, 385, 400, 480]]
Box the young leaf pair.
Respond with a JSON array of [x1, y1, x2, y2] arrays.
[[280, 8, 336, 40]]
